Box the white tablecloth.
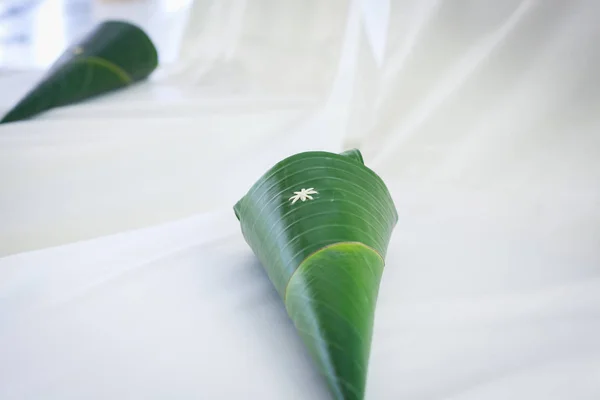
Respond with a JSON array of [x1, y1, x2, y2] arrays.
[[1, 1, 599, 399]]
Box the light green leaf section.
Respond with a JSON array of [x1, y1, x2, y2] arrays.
[[285, 242, 384, 400], [234, 149, 397, 400]]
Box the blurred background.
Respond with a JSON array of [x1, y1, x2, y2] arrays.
[[0, 0, 191, 69]]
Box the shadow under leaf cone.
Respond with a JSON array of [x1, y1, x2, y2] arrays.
[[234, 149, 398, 400], [0, 20, 158, 124]]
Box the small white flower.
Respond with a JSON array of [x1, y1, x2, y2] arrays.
[[289, 188, 318, 204]]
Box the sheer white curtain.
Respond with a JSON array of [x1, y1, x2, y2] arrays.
[[1, 1, 599, 399], [171, 0, 352, 97]]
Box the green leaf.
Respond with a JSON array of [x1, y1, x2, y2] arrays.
[[0, 20, 158, 124], [234, 149, 398, 400]]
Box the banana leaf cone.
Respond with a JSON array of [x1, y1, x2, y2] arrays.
[[234, 149, 398, 400], [0, 21, 158, 124]]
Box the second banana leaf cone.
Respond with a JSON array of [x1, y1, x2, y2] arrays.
[[234, 149, 398, 400], [0, 20, 158, 124]]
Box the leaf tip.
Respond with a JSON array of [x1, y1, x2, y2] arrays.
[[340, 148, 364, 164], [233, 198, 243, 221]]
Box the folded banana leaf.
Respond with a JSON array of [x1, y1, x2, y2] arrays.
[[234, 149, 398, 400], [0, 20, 158, 124]]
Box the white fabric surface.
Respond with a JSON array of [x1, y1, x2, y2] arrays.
[[1, 1, 600, 399]]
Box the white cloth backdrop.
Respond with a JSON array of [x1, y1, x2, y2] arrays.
[[1, 0, 600, 399]]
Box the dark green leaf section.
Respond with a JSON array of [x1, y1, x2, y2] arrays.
[[234, 149, 398, 400], [285, 242, 384, 400], [1, 20, 158, 124], [234, 150, 397, 297]]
